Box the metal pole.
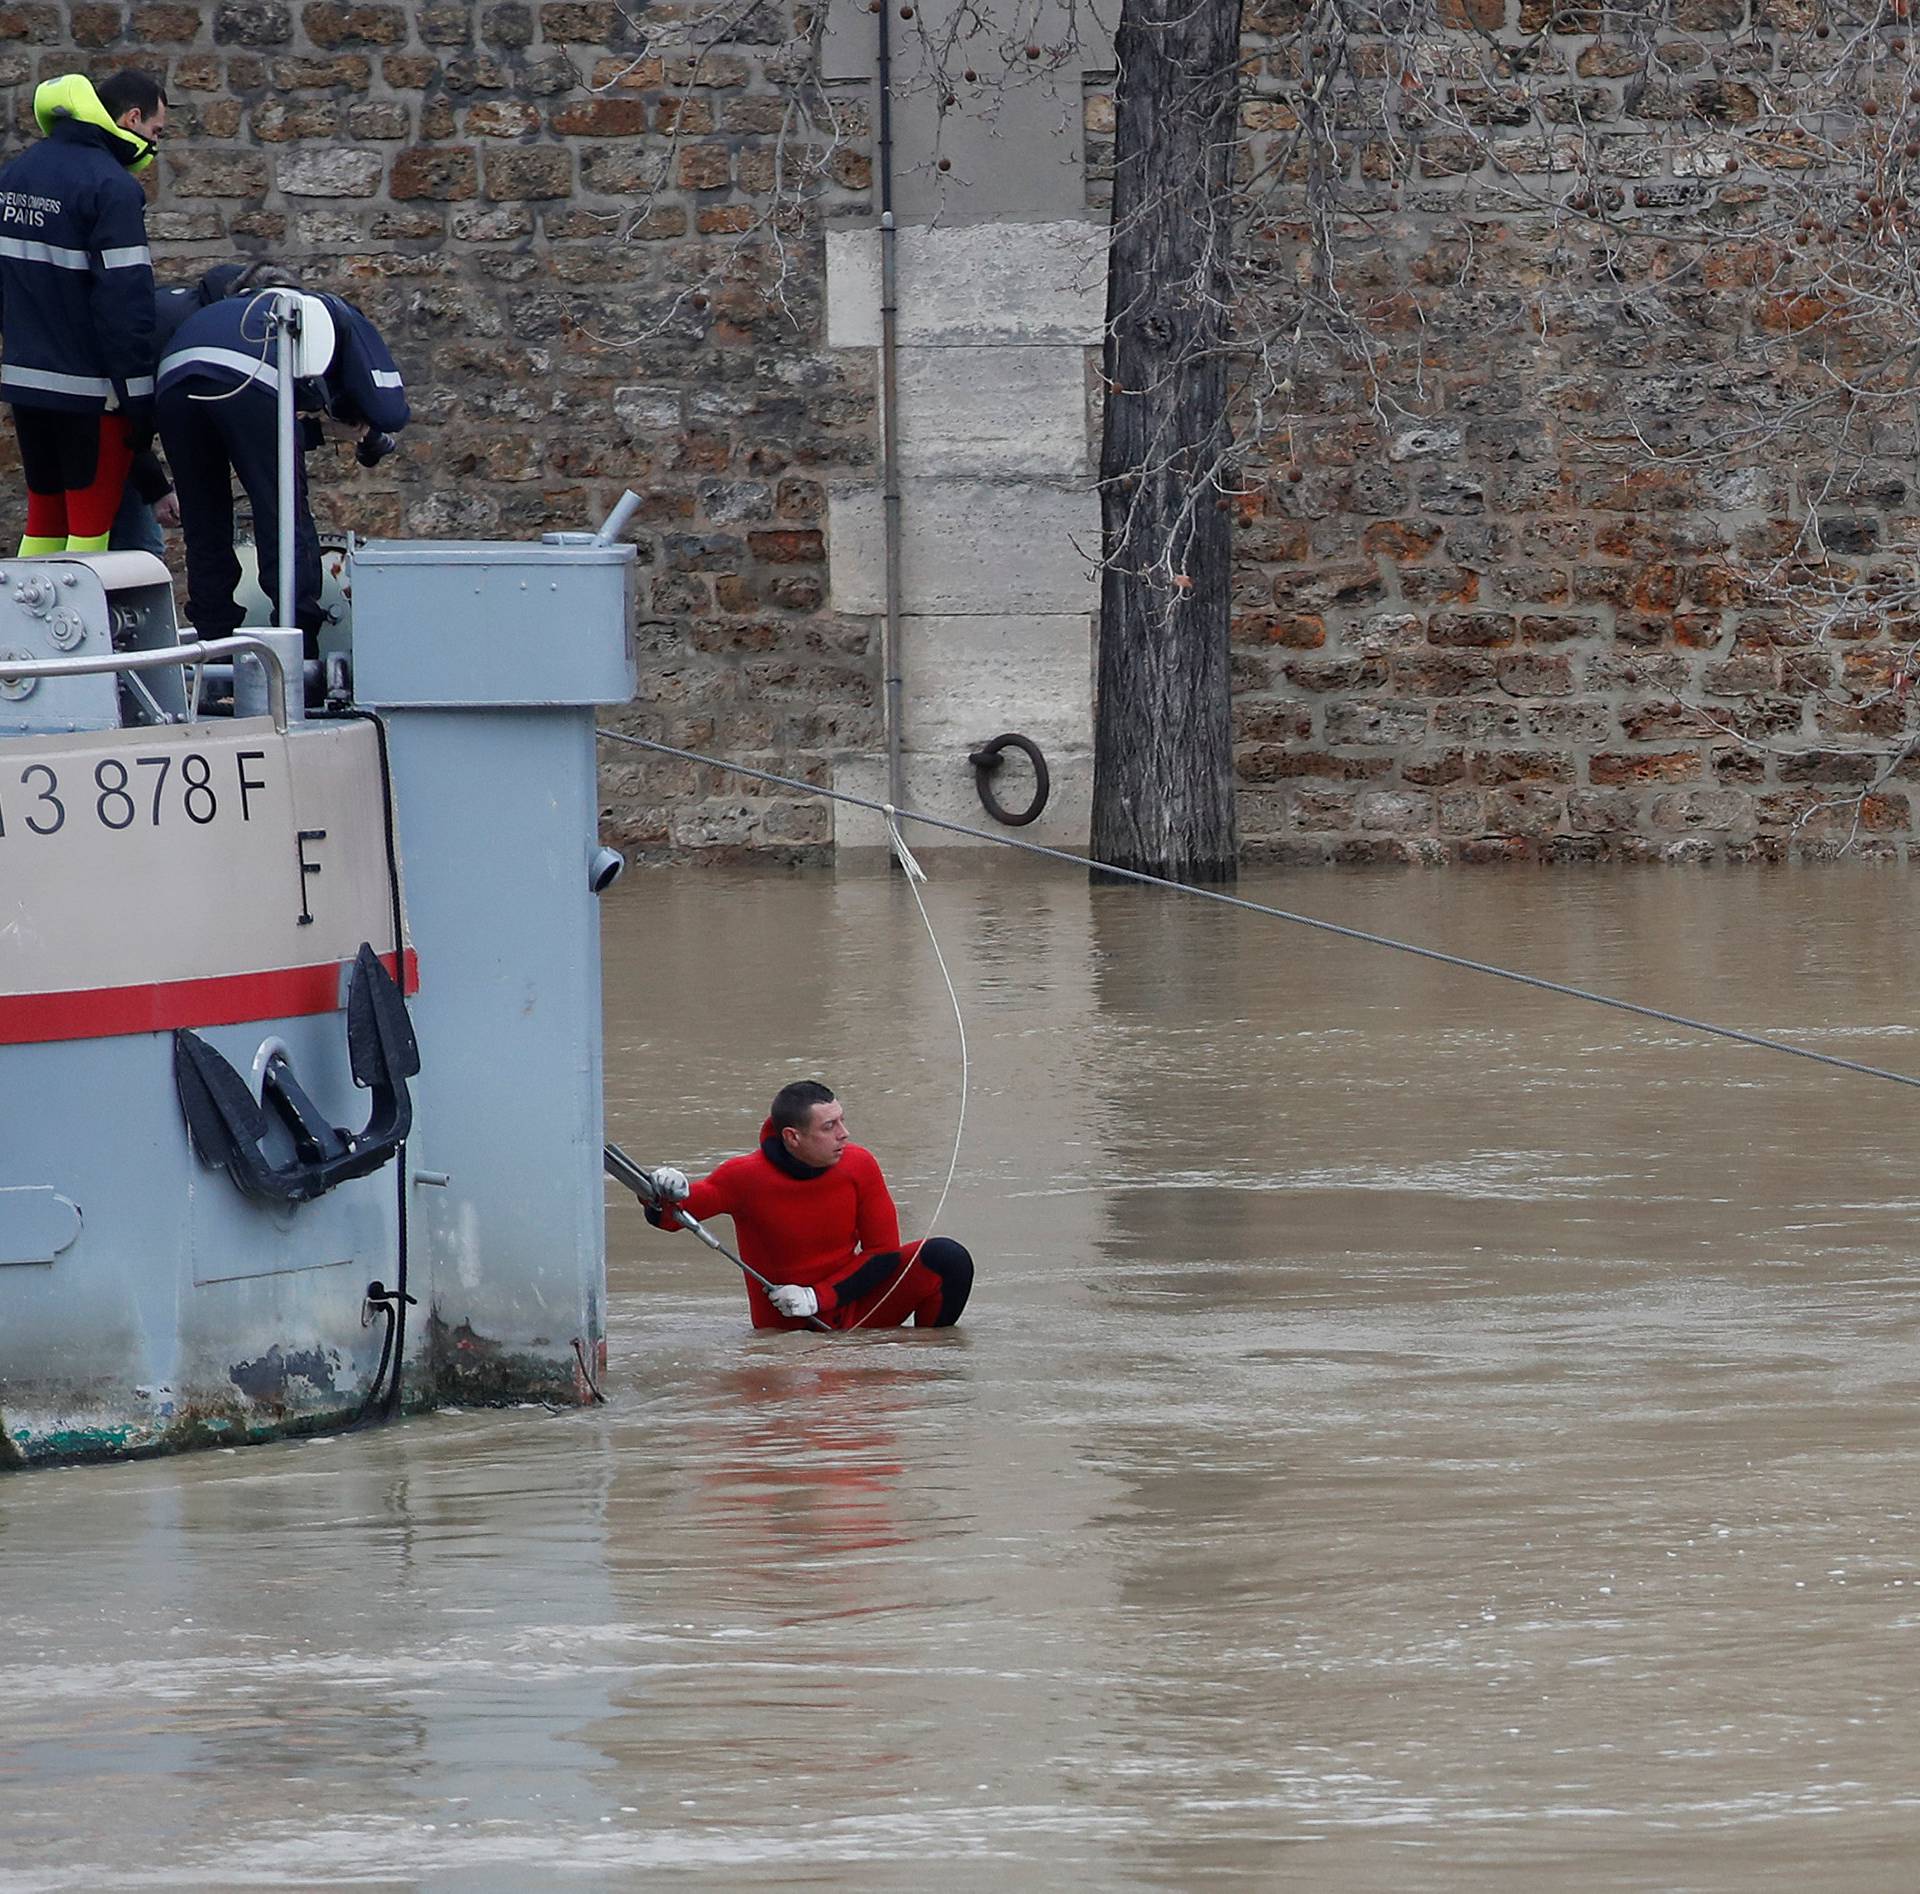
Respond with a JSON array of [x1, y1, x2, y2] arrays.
[[274, 292, 298, 638], [877, 5, 905, 823]]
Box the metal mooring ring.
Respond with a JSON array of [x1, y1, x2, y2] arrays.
[[968, 732, 1051, 827]]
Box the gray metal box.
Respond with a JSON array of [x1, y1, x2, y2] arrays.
[[349, 539, 636, 708]]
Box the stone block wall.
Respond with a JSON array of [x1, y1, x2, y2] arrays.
[[6, 3, 1917, 865], [1229, 0, 1920, 864], [0, 0, 871, 863]]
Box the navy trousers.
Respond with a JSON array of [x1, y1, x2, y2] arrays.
[[157, 377, 323, 655]]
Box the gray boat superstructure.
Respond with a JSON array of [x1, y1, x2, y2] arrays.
[[0, 530, 634, 1466]]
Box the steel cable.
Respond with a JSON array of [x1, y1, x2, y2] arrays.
[[597, 728, 1920, 1094]]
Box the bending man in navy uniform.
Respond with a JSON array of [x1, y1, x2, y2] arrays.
[[0, 71, 165, 555], [157, 262, 408, 656]]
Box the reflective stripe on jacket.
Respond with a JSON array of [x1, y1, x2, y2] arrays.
[[159, 292, 408, 435]]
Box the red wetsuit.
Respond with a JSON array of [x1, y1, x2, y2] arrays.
[[652, 1120, 962, 1331]]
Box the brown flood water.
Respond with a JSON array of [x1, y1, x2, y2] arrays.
[[5, 865, 1920, 1889]]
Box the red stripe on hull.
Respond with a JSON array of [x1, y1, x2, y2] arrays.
[[0, 950, 419, 1047]]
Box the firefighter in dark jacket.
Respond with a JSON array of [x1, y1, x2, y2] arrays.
[[157, 263, 409, 655], [0, 70, 166, 555], [109, 277, 238, 557]]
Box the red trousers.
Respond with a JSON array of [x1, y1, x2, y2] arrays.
[[824, 1240, 948, 1330], [13, 407, 134, 547], [753, 1239, 946, 1332]]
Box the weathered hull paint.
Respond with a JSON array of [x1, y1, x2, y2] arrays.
[[1, 539, 634, 1471]]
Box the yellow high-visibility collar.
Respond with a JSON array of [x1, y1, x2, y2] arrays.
[[33, 74, 155, 175]]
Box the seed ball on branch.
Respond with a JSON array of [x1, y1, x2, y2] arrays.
[[937, 156, 952, 170], [963, 66, 977, 81], [1026, 43, 1042, 58]]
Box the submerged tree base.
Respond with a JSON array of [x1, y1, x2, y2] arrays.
[[1089, 855, 1240, 889]]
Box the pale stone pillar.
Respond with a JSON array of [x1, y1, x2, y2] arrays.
[[822, 0, 1109, 853]]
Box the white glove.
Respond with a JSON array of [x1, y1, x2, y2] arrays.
[[649, 1166, 690, 1203], [767, 1283, 819, 1319]]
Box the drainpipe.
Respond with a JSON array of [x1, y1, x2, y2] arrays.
[[877, 0, 905, 820]]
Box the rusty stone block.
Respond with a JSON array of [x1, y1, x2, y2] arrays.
[[1569, 788, 1637, 832], [1326, 701, 1429, 746], [1428, 612, 1516, 648], [303, 2, 404, 45], [747, 529, 824, 564], [465, 100, 541, 137], [271, 53, 372, 87], [382, 51, 438, 87], [657, 97, 717, 135], [1519, 613, 1601, 643], [1362, 518, 1444, 561], [392, 144, 479, 199], [131, 2, 200, 36], [550, 96, 650, 136], [581, 145, 664, 194], [676, 143, 731, 191], [1485, 785, 1568, 834], [1399, 566, 1482, 606], [419, 3, 474, 42], [370, 206, 445, 237], [1472, 749, 1575, 785], [252, 99, 344, 141], [442, 53, 508, 92], [0, 4, 58, 41], [1649, 788, 1748, 831], [1236, 749, 1393, 784], [767, 575, 823, 611], [1232, 612, 1326, 649], [1289, 789, 1358, 831], [148, 207, 225, 240], [165, 149, 269, 196], [69, 3, 122, 44], [483, 145, 572, 198], [1393, 652, 1495, 695], [541, 1, 618, 38], [1588, 751, 1702, 785], [1495, 654, 1574, 696]]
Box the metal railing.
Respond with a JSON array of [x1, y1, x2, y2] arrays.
[[0, 634, 295, 732]]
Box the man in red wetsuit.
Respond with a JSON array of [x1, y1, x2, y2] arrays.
[[644, 1080, 973, 1331]]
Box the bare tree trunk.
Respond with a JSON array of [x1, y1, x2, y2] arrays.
[[1091, 0, 1244, 884]]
